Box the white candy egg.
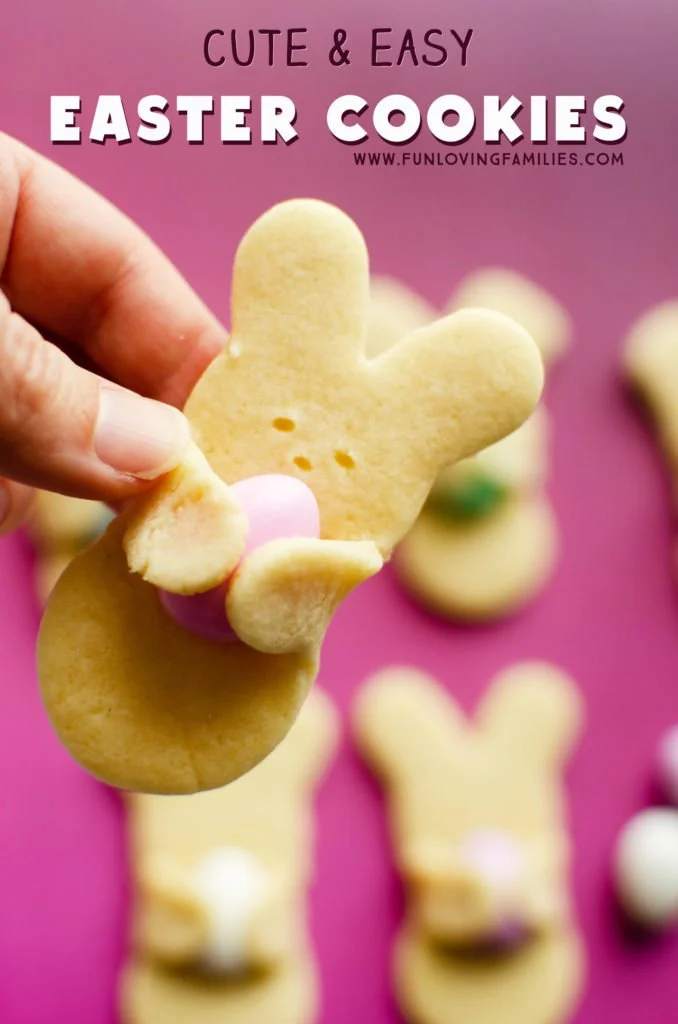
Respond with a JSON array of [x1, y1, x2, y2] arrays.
[[656, 725, 678, 806], [614, 808, 678, 928]]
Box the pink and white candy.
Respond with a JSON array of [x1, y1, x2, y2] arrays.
[[160, 474, 320, 643], [458, 829, 529, 949]]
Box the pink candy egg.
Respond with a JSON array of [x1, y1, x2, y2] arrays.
[[159, 474, 321, 643]]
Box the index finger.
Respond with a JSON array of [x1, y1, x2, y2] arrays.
[[0, 133, 226, 407]]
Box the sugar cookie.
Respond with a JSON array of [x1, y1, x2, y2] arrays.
[[625, 301, 678, 509], [28, 491, 113, 603], [447, 269, 571, 371], [120, 688, 337, 1024], [366, 276, 437, 358], [367, 271, 569, 620], [37, 200, 543, 795], [353, 662, 585, 1024]]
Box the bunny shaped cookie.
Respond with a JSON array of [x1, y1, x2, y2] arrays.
[[354, 663, 585, 1024], [625, 301, 678, 572], [121, 688, 337, 1024], [368, 270, 570, 621], [37, 200, 542, 794]]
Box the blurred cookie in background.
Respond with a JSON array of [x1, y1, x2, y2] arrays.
[[353, 661, 585, 1024], [28, 491, 114, 604], [448, 269, 571, 371], [120, 689, 338, 1024], [368, 270, 571, 621], [624, 301, 678, 584], [366, 277, 437, 358]]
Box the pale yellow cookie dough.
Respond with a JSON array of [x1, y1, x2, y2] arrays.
[[395, 924, 584, 1024], [121, 956, 316, 1024], [448, 268, 571, 371], [625, 300, 678, 479], [28, 491, 112, 602], [395, 411, 558, 621], [625, 302, 678, 579], [122, 690, 336, 1024], [395, 492, 557, 622], [367, 272, 569, 621], [34, 551, 75, 607], [38, 514, 317, 794], [366, 276, 437, 358], [29, 491, 106, 551], [353, 663, 585, 1024], [38, 199, 543, 795]]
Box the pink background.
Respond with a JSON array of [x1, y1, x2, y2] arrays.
[[1, 0, 678, 1021]]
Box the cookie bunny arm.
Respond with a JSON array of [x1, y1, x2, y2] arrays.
[[123, 442, 247, 594], [477, 662, 583, 770], [227, 537, 382, 654], [376, 308, 545, 481]]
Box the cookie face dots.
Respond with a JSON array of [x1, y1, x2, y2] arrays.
[[187, 204, 543, 554], [37, 199, 543, 796]]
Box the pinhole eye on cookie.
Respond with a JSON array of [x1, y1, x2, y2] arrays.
[[37, 198, 543, 796]]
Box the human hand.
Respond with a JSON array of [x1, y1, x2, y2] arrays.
[[0, 133, 227, 534]]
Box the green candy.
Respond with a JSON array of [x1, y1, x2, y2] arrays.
[[426, 474, 508, 522]]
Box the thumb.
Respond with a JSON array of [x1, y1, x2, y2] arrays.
[[0, 295, 191, 508]]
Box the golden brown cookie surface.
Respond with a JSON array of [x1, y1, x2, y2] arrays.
[[38, 200, 543, 794], [38, 516, 315, 794]]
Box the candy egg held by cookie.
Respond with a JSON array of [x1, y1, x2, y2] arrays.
[[37, 199, 543, 796], [367, 270, 570, 622]]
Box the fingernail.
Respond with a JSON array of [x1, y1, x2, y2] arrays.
[[0, 482, 9, 526], [94, 383, 191, 480]]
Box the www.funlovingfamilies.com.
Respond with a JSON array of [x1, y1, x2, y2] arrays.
[[353, 149, 624, 169]]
